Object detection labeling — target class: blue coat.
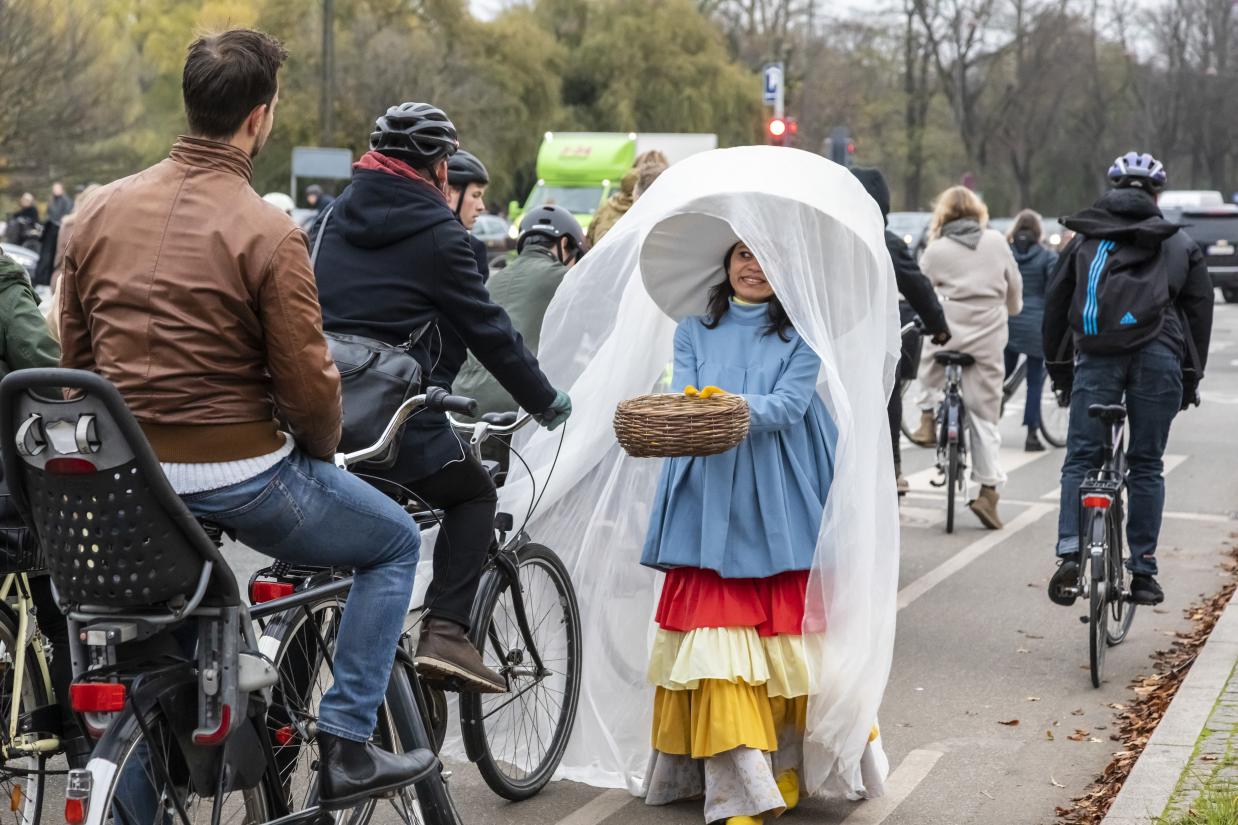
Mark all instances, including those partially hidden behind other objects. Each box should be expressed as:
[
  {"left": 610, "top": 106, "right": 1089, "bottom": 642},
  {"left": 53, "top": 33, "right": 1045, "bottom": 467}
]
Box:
[
  {"left": 1006, "top": 243, "right": 1057, "bottom": 357},
  {"left": 640, "top": 303, "right": 838, "bottom": 579}
]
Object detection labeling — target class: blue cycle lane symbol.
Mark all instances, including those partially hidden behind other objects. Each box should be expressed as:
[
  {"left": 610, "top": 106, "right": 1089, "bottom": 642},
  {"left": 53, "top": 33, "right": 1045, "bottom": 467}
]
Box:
[{"left": 762, "top": 63, "right": 784, "bottom": 105}]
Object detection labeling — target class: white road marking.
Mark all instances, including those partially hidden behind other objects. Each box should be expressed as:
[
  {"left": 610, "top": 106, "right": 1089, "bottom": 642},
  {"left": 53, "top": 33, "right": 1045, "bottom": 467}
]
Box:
[
  {"left": 550, "top": 789, "right": 633, "bottom": 825},
  {"left": 897, "top": 503, "right": 1056, "bottom": 611},
  {"left": 1161, "top": 509, "right": 1235, "bottom": 523},
  {"left": 840, "top": 749, "right": 945, "bottom": 824},
  {"left": 1040, "top": 453, "right": 1188, "bottom": 500},
  {"left": 904, "top": 446, "right": 1051, "bottom": 494}
]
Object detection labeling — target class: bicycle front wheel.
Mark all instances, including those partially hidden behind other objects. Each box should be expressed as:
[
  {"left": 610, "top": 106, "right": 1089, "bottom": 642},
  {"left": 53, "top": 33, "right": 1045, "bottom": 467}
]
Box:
[
  {"left": 461, "top": 543, "right": 582, "bottom": 801},
  {"left": 945, "top": 438, "right": 959, "bottom": 534},
  {"left": 0, "top": 601, "right": 50, "bottom": 825}
]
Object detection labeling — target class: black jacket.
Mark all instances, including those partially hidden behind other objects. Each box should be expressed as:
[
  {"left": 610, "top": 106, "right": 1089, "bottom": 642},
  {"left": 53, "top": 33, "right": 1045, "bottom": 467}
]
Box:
[
  {"left": 428, "top": 234, "right": 490, "bottom": 392},
  {"left": 313, "top": 168, "right": 555, "bottom": 478},
  {"left": 1043, "top": 188, "right": 1213, "bottom": 393}
]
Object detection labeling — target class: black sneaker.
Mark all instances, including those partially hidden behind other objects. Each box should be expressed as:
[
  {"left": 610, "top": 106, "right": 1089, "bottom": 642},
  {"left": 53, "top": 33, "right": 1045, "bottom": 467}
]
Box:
[
  {"left": 1025, "top": 430, "right": 1046, "bottom": 452},
  {"left": 1048, "top": 559, "right": 1080, "bottom": 606},
  {"left": 1129, "top": 574, "right": 1164, "bottom": 606}
]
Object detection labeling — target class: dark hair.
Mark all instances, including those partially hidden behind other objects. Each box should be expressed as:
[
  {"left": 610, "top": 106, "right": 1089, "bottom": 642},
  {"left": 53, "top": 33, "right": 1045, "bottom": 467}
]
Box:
[
  {"left": 182, "top": 29, "right": 287, "bottom": 139},
  {"left": 701, "top": 243, "right": 793, "bottom": 341}
]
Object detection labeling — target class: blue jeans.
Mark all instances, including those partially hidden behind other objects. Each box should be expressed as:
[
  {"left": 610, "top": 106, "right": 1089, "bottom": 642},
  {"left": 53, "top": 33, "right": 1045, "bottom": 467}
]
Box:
[
  {"left": 1056, "top": 342, "right": 1181, "bottom": 575},
  {"left": 1004, "top": 349, "right": 1045, "bottom": 429},
  {"left": 182, "top": 449, "right": 420, "bottom": 741}
]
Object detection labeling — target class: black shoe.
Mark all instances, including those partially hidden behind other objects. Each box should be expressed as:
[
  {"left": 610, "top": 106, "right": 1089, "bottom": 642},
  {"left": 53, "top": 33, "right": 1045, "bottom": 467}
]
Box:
[
  {"left": 1025, "top": 430, "right": 1045, "bottom": 452},
  {"left": 1129, "top": 574, "right": 1164, "bottom": 606},
  {"left": 1048, "top": 559, "right": 1080, "bottom": 606},
  {"left": 415, "top": 618, "right": 506, "bottom": 694},
  {"left": 317, "top": 732, "right": 437, "bottom": 811}
]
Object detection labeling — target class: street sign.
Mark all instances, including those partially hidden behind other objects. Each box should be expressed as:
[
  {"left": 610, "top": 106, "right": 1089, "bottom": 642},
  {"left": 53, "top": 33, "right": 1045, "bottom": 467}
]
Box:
[
  {"left": 290, "top": 146, "right": 353, "bottom": 202},
  {"left": 762, "top": 63, "right": 784, "bottom": 115}
]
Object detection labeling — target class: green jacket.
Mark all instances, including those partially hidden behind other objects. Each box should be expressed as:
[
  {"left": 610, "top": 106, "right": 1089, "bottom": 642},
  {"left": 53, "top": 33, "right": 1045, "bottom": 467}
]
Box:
[
  {"left": 453, "top": 245, "right": 567, "bottom": 416},
  {"left": 0, "top": 254, "right": 60, "bottom": 376}
]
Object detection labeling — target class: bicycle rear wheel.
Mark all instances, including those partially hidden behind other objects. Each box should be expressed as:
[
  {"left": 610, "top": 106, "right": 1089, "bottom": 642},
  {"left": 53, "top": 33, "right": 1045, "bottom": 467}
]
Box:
[
  {"left": 1106, "top": 504, "right": 1136, "bottom": 646},
  {"left": 0, "top": 602, "right": 50, "bottom": 825},
  {"left": 945, "top": 438, "right": 959, "bottom": 534},
  {"left": 461, "top": 543, "right": 582, "bottom": 801},
  {"left": 1085, "top": 513, "right": 1109, "bottom": 688}
]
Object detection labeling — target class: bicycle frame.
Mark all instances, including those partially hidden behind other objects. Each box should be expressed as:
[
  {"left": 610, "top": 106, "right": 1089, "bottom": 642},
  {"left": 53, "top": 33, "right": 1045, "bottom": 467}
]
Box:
[
  {"left": 1079, "top": 418, "right": 1127, "bottom": 573},
  {"left": 0, "top": 573, "right": 57, "bottom": 756}
]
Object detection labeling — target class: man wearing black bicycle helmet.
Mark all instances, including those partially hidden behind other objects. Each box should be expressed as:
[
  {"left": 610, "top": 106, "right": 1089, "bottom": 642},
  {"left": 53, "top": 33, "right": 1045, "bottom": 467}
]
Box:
[
  {"left": 313, "top": 102, "right": 572, "bottom": 694},
  {"left": 1044, "top": 151, "right": 1213, "bottom": 607}
]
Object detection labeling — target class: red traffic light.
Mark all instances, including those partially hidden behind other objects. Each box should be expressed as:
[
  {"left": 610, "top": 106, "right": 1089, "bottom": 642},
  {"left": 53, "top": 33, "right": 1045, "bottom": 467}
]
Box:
[
  {"left": 847, "top": 142, "right": 856, "bottom": 153},
  {"left": 768, "top": 118, "right": 787, "bottom": 138}
]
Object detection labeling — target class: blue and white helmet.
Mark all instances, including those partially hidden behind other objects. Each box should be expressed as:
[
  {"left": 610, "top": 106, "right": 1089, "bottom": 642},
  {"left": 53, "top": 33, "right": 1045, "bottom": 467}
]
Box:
[{"left": 1107, "top": 151, "right": 1167, "bottom": 192}]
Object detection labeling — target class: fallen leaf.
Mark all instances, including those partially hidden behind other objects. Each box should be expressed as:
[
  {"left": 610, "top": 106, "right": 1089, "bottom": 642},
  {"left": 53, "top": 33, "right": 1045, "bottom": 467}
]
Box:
[
  {"left": 1068, "top": 729, "right": 1090, "bottom": 741},
  {"left": 1050, "top": 775, "right": 1065, "bottom": 788},
  {"left": 1026, "top": 696, "right": 1041, "bottom": 702},
  {"left": 1088, "top": 737, "right": 1102, "bottom": 743},
  {"left": 980, "top": 790, "right": 994, "bottom": 800},
  {"left": 1016, "top": 648, "right": 1030, "bottom": 654},
  {"left": 1153, "top": 608, "right": 1169, "bottom": 615},
  {"left": 998, "top": 719, "right": 1020, "bottom": 726},
  {"left": 1046, "top": 730, "right": 1055, "bottom": 741},
  {"left": 1108, "top": 703, "right": 1127, "bottom": 710},
  {"left": 1071, "top": 708, "right": 1085, "bottom": 716},
  {"left": 1024, "top": 633, "right": 1045, "bottom": 640}
]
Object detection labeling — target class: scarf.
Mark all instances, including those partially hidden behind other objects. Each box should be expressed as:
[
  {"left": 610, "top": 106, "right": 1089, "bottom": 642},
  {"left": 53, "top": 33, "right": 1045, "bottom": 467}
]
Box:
[{"left": 353, "top": 150, "right": 448, "bottom": 204}]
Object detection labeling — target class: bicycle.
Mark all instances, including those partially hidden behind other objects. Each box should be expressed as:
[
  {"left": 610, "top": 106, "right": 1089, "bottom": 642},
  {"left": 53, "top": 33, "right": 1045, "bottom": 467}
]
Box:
[
  {"left": 1000, "top": 355, "right": 1068, "bottom": 448},
  {"left": 929, "top": 351, "right": 974, "bottom": 534},
  {"left": 0, "top": 570, "right": 59, "bottom": 825},
  {"left": 1068, "top": 403, "right": 1137, "bottom": 688},
  {"left": 0, "top": 369, "right": 477, "bottom": 825},
  {"left": 254, "top": 410, "right": 582, "bottom": 803}
]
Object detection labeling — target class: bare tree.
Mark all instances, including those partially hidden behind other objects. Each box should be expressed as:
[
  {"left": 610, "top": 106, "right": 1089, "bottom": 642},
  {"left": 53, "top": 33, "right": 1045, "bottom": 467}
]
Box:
[{"left": 902, "top": 0, "right": 937, "bottom": 208}]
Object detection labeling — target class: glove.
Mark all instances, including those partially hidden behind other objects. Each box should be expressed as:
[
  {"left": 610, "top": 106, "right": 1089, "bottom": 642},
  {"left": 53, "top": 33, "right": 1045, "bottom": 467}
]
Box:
[
  {"left": 534, "top": 389, "right": 572, "bottom": 431},
  {"left": 1180, "top": 378, "right": 1200, "bottom": 411},
  {"left": 930, "top": 330, "right": 952, "bottom": 346}
]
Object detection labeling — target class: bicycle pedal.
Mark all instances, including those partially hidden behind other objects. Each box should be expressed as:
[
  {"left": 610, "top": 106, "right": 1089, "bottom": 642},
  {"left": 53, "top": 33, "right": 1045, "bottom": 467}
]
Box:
[{"left": 1078, "top": 615, "right": 1089, "bottom": 625}]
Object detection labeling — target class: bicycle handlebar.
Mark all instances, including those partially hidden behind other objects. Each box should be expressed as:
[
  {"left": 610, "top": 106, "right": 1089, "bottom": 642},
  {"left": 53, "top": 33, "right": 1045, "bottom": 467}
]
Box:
[
  {"left": 426, "top": 386, "right": 478, "bottom": 417},
  {"left": 445, "top": 411, "right": 534, "bottom": 437},
  {"left": 334, "top": 388, "right": 482, "bottom": 469}
]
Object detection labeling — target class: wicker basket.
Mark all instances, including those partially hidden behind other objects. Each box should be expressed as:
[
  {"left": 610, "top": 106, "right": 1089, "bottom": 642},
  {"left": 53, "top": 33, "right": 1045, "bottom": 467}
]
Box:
[{"left": 614, "top": 393, "right": 750, "bottom": 458}]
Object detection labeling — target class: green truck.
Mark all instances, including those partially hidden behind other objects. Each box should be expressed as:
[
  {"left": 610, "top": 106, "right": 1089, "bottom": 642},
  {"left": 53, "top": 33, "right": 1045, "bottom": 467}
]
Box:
[{"left": 507, "top": 131, "right": 718, "bottom": 239}]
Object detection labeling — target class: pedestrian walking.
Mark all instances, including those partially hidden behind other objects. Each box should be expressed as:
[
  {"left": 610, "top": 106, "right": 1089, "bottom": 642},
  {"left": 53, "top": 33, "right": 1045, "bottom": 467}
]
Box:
[
  {"left": 910, "top": 186, "right": 1023, "bottom": 529},
  {"left": 1004, "top": 209, "right": 1057, "bottom": 452}
]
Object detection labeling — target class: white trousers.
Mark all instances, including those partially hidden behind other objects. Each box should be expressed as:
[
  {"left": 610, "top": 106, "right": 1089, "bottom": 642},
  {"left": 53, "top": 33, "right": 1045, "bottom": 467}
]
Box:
[{"left": 967, "top": 416, "right": 1006, "bottom": 488}]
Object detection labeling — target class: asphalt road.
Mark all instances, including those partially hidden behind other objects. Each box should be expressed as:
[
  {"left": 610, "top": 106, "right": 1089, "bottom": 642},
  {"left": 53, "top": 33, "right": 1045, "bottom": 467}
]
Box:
[{"left": 85, "top": 296, "right": 1232, "bottom": 825}]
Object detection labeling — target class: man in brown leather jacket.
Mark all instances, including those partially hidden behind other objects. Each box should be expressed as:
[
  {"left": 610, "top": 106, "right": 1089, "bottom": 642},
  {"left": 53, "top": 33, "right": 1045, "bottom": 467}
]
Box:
[{"left": 59, "top": 28, "right": 434, "bottom": 809}]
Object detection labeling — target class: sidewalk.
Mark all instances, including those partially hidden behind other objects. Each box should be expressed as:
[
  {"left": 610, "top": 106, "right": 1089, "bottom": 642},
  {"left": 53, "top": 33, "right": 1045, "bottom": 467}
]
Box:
[{"left": 1102, "top": 586, "right": 1238, "bottom": 824}]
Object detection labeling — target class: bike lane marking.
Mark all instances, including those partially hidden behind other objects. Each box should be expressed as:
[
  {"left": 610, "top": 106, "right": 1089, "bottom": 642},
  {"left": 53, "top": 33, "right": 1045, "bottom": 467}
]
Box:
[
  {"left": 839, "top": 748, "right": 945, "bottom": 825},
  {"left": 904, "top": 446, "right": 1051, "bottom": 495},
  {"left": 897, "top": 502, "right": 1056, "bottom": 611},
  {"left": 551, "top": 788, "right": 633, "bottom": 825}
]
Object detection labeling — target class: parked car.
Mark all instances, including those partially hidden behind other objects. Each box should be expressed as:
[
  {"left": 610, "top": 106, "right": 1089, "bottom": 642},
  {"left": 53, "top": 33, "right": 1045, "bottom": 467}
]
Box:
[
  {"left": 1164, "top": 205, "right": 1238, "bottom": 302},
  {"left": 0, "top": 243, "right": 38, "bottom": 280},
  {"left": 472, "top": 214, "right": 516, "bottom": 264},
  {"left": 888, "top": 211, "right": 932, "bottom": 258},
  {"left": 1159, "top": 190, "right": 1225, "bottom": 210}
]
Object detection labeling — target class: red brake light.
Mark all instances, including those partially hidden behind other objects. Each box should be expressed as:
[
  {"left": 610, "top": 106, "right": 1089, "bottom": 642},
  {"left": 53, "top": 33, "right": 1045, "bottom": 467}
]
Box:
[
  {"left": 69, "top": 683, "right": 126, "bottom": 713},
  {"left": 64, "top": 798, "right": 85, "bottom": 825},
  {"left": 768, "top": 118, "right": 787, "bottom": 138},
  {"left": 45, "top": 458, "right": 97, "bottom": 475},
  {"left": 192, "top": 704, "right": 231, "bottom": 746},
  {"left": 1082, "top": 495, "right": 1112, "bottom": 510},
  {"left": 250, "top": 581, "right": 295, "bottom": 604}
]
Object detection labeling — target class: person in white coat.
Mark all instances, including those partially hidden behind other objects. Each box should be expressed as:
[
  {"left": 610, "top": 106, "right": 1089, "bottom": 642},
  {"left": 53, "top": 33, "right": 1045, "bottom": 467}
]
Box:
[{"left": 910, "top": 186, "right": 1023, "bottom": 528}]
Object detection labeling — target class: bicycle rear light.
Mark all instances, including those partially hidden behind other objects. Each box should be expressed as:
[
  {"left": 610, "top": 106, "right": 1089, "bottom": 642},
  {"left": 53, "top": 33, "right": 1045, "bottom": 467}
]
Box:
[
  {"left": 1082, "top": 495, "right": 1112, "bottom": 510},
  {"left": 69, "top": 682, "right": 126, "bottom": 713},
  {"left": 65, "top": 769, "right": 91, "bottom": 825},
  {"left": 45, "top": 457, "right": 97, "bottom": 475},
  {"left": 192, "top": 704, "right": 231, "bottom": 746},
  {"left": 250, "top": 580, "right": 295, "bottom": 604}
]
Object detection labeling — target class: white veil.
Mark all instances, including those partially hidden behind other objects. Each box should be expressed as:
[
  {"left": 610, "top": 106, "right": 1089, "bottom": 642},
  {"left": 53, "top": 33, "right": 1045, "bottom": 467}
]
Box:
[{"left": 498, "top": 146, "right": 901, "bottom": 798}]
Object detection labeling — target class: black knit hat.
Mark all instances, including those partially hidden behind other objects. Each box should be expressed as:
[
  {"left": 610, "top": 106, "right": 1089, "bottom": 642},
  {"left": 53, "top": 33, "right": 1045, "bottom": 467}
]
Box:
[{"left": 850, "top": 166, "right": 891, "bottom": 223}]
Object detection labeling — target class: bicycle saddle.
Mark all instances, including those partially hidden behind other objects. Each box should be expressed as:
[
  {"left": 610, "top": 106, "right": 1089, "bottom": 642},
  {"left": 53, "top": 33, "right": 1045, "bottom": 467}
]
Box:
[
  {"left": 481, "top": 411, "right": 519, "bottom": 427},
  {"left": 933, "top": 351, "right": 975, "bottom": 367},
  {"left": 1088, "top": 403, "right": 1127, "bottom": 423}
]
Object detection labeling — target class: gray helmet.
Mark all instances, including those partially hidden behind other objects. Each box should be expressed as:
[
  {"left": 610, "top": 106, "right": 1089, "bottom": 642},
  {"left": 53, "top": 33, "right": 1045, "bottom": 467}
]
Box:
[
  {"left": 447, "top": 150, "right": 489, "bottom": 187},
  {"left": 369, "top": 102, "right": 459, "bottom": 164},
  {"left": 517, "top": 204, "right": 585, "bottom": 253}
]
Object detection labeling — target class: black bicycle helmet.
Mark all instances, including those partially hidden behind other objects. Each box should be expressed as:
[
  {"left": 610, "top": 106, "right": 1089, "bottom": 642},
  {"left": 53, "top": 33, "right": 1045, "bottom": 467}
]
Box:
[
  {"left": 517, "top": 204, "right": 586, "bottom": 253},
  {"left": 447, "top": 150, "right": 489, "bottom": 187},
  {"left": 369, "top": 102, "right": 459, "bottom": 164}
]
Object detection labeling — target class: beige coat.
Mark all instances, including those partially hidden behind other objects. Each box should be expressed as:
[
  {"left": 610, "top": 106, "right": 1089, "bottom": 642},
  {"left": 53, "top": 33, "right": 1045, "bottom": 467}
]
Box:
[{"left": 918, "top": 227, "right": 1023, "bottom": 424}]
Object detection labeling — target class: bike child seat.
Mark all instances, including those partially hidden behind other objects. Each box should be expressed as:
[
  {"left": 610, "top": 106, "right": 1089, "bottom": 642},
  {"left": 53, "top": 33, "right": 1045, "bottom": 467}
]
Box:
[
  {"left": 933, "top": 351, "right": 975, "bottom": 367},
  {"left": 0, "top": 369, "right": 240, "bottom": 617},
  {"left": 1088, "top": 403, "right": 1127, "bottom": 424}
]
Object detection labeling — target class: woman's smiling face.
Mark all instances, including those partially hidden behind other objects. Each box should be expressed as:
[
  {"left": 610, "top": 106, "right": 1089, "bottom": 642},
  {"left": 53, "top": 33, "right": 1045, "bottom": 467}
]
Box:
[{"left": 727, "top": 242, "right": 774, "bottom": 303}]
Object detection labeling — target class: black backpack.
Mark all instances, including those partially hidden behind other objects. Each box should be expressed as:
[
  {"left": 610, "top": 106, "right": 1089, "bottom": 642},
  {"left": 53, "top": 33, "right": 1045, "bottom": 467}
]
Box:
[{"left": 1066, "top": 234, "right": 1194, "bottom": 359}]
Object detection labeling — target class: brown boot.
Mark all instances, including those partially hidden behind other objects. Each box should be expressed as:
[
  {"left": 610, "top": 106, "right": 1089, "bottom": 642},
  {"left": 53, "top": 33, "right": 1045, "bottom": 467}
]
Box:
[
  {"left": 909, "top": 411, "right": 936, "bottom": 447},
  {"left": 968, "top": 485, "right": 1003, "bottom": 530},
  {"left": 414, "top": 618, "right": 506, "bottom": 694}
]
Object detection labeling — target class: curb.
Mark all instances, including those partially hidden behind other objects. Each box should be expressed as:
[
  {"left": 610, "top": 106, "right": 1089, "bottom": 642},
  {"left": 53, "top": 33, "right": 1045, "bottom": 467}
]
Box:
[{"left": 1100, "top": 586, "right": 1238, "bottom": 824}]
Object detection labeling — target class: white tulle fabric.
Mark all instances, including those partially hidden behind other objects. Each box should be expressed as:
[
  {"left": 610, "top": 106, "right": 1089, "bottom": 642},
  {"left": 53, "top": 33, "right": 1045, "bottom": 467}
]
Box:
[{"left": 495, "top": 146, "right": 901, "bottom": 799}]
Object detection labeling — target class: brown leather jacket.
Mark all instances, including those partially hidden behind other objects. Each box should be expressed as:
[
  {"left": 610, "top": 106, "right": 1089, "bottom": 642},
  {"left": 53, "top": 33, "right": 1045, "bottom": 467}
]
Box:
[{"left": 60, "top": 137, "right": 342, "bottom": 462}]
